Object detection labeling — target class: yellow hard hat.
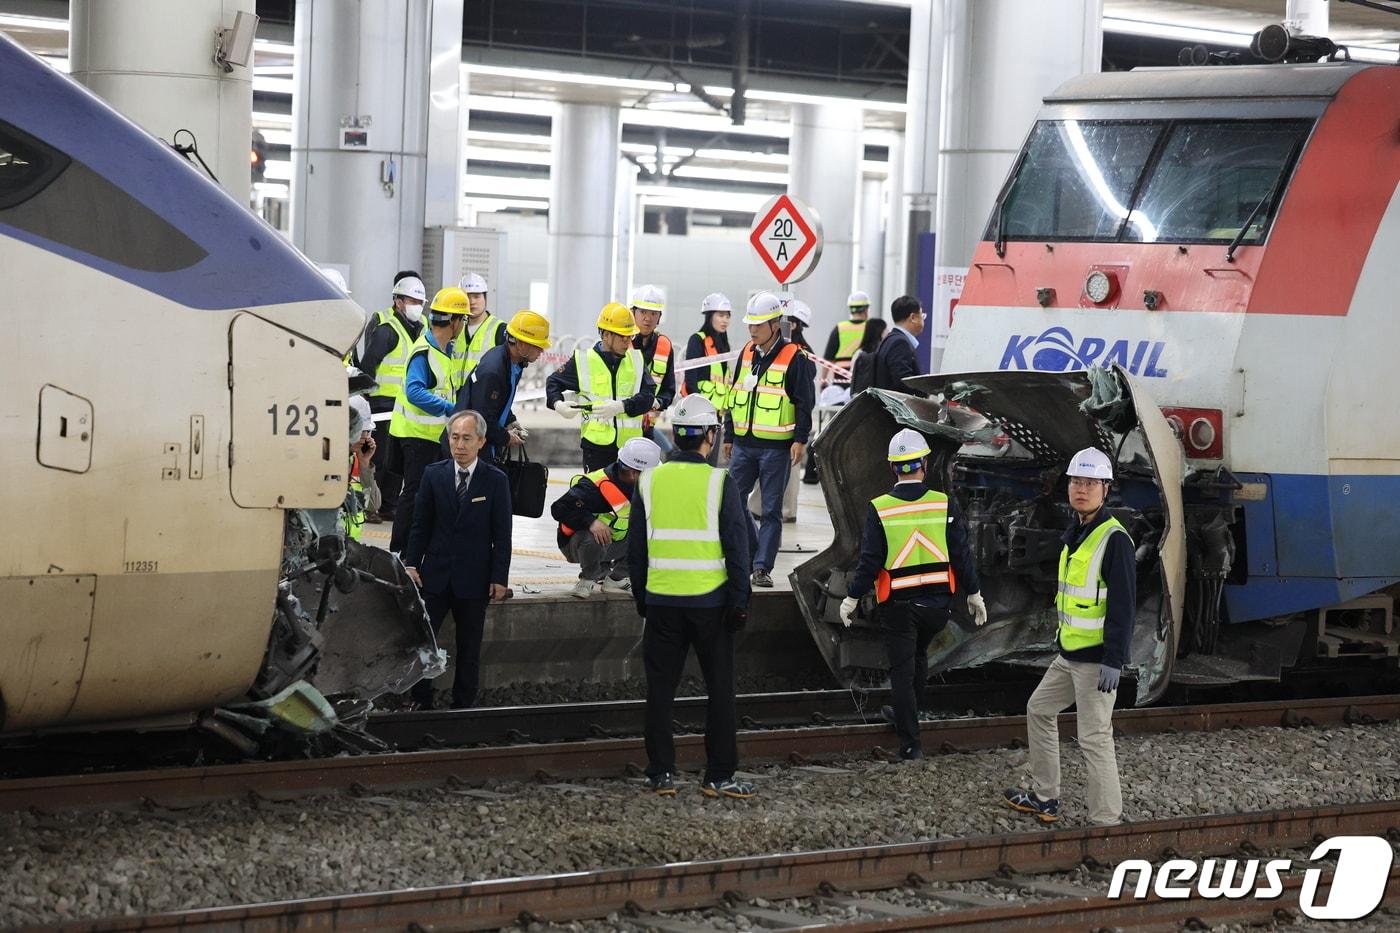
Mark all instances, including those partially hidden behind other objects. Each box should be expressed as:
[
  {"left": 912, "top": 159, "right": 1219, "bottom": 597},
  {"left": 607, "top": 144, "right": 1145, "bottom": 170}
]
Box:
[
  {"left": 429, "top": 286, "right": 471, "bottom": 316},
  {"left": 507, "top": 309, "right": 552, "bottom": 348},
  {"left": 597, "top": 302, "right": 640, "bottom": 336}
]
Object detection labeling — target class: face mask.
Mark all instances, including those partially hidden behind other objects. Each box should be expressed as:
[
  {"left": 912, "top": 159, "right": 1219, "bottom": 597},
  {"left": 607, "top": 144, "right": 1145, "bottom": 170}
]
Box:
[{"left": 402, "top": 301, "right": 424, "bottom": 322}]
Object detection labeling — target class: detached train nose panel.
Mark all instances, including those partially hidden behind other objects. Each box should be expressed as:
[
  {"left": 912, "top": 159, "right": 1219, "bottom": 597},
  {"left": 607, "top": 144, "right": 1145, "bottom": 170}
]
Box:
[{"left": 796, "top": 368, "right": 1184, "bottom": 706}]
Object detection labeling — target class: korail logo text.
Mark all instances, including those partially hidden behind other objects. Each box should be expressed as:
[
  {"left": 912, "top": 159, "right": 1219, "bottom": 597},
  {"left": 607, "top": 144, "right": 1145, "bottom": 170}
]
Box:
[{"left": 999, "top": 326, "right": 1168, "bottom": 377}]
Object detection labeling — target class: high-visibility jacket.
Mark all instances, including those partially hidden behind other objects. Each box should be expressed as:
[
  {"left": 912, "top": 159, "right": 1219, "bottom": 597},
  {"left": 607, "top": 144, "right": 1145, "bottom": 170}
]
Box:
[
  {"left": 576, "top": 346, "right": 645, "bottom": 447},
  {"left": 559, "top": 468, "right": 632, "bottom": 542},
  {"left": 834, "top": 319, "right": 866, "bottom": 361},
  {"left": 456, "top": 314, "right": 505, "bottom": 378},
  {"left": 682, "top": 331, "right": 730, "bottom": 411},
  {"left": 729, "top": 341, "right": 800, "bottom": 442},
  {"left": 343, "top": 454, "right": 366, "bottom": 541},
  {"left": 872, "top": 488, "right": 956, "bottom": 602},
  {"left": 646, "top": 333, "right": 672, "bottom": 383},
  {"left": 1056, "top": 516, "right": 1131, "bottom": 652},
  {"left": 388, "top": 334, "right": 461, "bottom": 442},
  {"left": 638, "top": 460, "right": 727, "bottom": 596},
  {"left": 368, "top": 309, "right": 413, "bottom": 404}
]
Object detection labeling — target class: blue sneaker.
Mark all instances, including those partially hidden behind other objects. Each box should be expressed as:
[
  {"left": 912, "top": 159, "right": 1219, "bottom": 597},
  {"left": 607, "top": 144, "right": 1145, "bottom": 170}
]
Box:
[
  {"left": 646, "top": 773, "right": 676, "bottom": 797},
  {"left": 1003, "top": 787, "right": 1060, "bottom": 822},
  {"left": 702, "top": 777, "right": 756, "bottom": 799}
]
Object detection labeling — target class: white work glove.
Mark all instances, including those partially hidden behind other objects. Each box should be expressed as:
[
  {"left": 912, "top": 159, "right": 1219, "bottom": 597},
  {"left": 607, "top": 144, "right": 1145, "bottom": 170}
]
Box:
[
  {"left": 839, "top": 596, "right": 859, "bottom": 628},
  {"left": 553, "top": 399, "right": 581, "bottom": 420},
  {"left": 967, "top": 592, "right": 988, "bottom": 627},
  {"left": 592, "top": 399, "right": 625, "bottom": 420}
]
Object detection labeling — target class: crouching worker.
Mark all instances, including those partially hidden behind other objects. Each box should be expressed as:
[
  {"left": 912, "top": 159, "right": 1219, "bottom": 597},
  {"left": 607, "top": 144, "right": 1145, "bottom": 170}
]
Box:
[
  {"left": 840, "top": 428, "right": 987, "bottom": 761},
  {"left": 552, "top": 436, "right": 662, "bottom": 599},
  {"left": 1004, "top": 447, "right": 1133, "bottom": 825}
]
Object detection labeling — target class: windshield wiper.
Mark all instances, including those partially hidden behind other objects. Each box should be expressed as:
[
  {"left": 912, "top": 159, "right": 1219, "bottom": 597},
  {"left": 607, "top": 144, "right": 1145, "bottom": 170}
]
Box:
[
  {"left": 993, "top": 198, "right": 1008, "bottom": 258},
  {"left": 1226, "top": 141, "right": 1300, "bottom": 263}
]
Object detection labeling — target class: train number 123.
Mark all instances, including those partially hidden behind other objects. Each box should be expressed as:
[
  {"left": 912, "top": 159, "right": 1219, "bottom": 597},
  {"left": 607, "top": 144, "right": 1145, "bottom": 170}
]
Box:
[{"left": 266, "top": 403, "right": 320, "bottom": 437}]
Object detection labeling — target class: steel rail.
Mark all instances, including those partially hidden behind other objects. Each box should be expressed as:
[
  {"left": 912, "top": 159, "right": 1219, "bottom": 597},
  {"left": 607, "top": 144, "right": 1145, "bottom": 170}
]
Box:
[
  {"left": 3, "top": 694, "right": 1396, "bottom": 814},
  {"left": 41, "top": 800, "right": 1400, "bottom": 932}
]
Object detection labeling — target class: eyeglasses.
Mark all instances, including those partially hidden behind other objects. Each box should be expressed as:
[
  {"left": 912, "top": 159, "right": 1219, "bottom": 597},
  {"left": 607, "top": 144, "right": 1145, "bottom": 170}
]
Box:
[{"left": 1068, "top": 477, "right": 1106, "bottom": 489}]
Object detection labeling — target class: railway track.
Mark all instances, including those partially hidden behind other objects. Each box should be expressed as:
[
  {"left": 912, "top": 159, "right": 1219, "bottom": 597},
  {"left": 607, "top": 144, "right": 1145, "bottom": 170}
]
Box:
[
  {"left": 43, "top": 799, "right": 1400, "bottom": 931},
  {"left": 4, "top": 694, "right": 1396, "bottom": 814}
]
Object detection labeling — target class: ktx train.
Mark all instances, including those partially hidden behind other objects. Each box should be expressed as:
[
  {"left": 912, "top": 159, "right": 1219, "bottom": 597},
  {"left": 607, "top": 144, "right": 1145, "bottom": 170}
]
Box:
[
  {"left": 0, "top": 34, "right": 433, "bottom": 740},
  {"left": 802, "top": 57, "right": 1400, "bottom": 704}
]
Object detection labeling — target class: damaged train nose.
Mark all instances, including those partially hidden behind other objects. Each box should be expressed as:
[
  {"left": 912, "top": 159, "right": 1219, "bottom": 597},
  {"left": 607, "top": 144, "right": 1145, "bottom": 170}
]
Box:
[{"left": 795, "top": 367, "right": 1184, "bottom": 706}]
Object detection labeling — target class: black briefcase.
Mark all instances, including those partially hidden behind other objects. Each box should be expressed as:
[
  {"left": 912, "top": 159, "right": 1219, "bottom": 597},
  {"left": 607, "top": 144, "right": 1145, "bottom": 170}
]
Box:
[{"left": 499, "top": 444, "right": 549, "bottom": 518}]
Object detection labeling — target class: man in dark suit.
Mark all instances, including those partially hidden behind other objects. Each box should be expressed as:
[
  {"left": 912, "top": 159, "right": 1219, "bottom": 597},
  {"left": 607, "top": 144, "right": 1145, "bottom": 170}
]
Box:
[
  {"left": 404, "top": 409, "right": 512, "bottom": 708},
  {"left": 873, "top": 295, "right": 928, "bottom": 398}
]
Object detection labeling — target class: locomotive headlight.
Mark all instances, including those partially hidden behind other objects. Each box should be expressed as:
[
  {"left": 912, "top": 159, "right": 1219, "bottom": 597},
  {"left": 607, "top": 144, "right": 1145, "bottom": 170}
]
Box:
[{"left": 1085, "top": 270, "right": 1114, "bottom": 304}]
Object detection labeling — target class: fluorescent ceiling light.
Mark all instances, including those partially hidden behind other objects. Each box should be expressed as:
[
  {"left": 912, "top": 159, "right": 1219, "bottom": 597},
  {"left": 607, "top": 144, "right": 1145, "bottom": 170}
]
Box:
[
  {"left": 253, "top": 110, "right": 292, "bottom": 127},
  {"left": 467, "top": 145, "right": 552, "bottom": 166},
  {"left": 253, "top": 76, "right": 295, "bottom": 95},
  {"left": 468, "top": 93, "right": 557, "bottom": 117},
  {"left": 0, "top": 14, "right": 67, "bottom": 31},
  {"left": 670, "top": 164, "right": 785, "bottom": 185},
  {"left": 465, "top": 62, "right": 678, "bottom": 93}
]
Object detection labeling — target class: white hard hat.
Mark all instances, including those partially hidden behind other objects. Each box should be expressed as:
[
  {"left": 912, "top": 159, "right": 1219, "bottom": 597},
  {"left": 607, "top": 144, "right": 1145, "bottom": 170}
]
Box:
[
  {"left": 618, "top": 437, "right": 662, "bottom": 471},
  {"left": 460, "top": 272, "right": 489, "bottom": 294},
  {"left": 631, "top": 284, "right": 666, "bottom": 312},
  {"left": 784, "top": 298, "right": 812, "bottom": 327},
  {"left": 1067, "top": 447, "right": 1114, "bottom": 480},
  {"left": 743, "top": 291, "right": 784, "bottom": 324},
  {"left": 671, "top": 394, "right": 719, "bottom": 428},
  {"left": 848, "top": 290, "right": 871, "bottom": 308},
  {"left": 320, "top": 266, "right": 350, "bottom": 295},
  {"left": 348, "top": 394, "right": 374, "bottom": 442},
  {"left": 888, "top": 428, "right": 930, "bottom": 463},
  {"left": 701, "top": 292, "right": 732, "bottom": 313},
  {"left": 392, "top": 275, "right": 426, "bottom": 302}
]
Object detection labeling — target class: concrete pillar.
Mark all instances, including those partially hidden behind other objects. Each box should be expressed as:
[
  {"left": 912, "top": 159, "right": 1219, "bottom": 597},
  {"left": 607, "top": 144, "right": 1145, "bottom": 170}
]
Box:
[
  {"left": 291, "top": 0, "right": 449, "bottom": 300},
  {"left": 901, "top": 0, "right": 944, "bottom": 296},
  {"left": 547, "top": 102, "right": 621, "bottom": 340},
  {"left": 424, "top": 2, "right": 466, "bottom": 228},
  {"left": 881, "top": 133, "right": 905, "bottom": 317},
  {"left": 69, "top": 0, "right": 254, "bottom": 207},
  {"left": 1285, "top": 0, "right": 1328, "bottom": 36},
  {"left": 788, "top": 102, "right": 862, "bottom": 346},
  {"left": 857, "top": 174, "right": 884, "bottom": 313},
  {"left": 932, "top": 0, "right": 1102, "bottom": 368},
  {"left": 614, "top": 158, "right": 639, "bottom": 310}
]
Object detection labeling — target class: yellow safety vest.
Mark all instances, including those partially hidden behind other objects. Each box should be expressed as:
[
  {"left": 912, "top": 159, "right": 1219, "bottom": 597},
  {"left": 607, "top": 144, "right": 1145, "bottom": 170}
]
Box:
[
  {"left": 729, "top": 341, "right": 799, "bottom": 442},
  {"left": 639, "top": 461, "right": 727, "bottom": 596},
  {"left": 872, "top": 488, "right": 955, "bottom": 602},
  {"left": 559, "top": 468, "right": 632, "bottom": 542},
  {"left": 368, "top": 309, "right": 413, "bottom": 403},
  {"left": 455, "top": 314, "right": 505, "bottom": 378},
  {"left": 681, "top": 331, "right": 730, "bottom": 411},
  {"left": 1055, "top": 516, "right": 1131, "bottom": 652},
  {"left": 388, "top": 333, "right": 461, "bottom": 442},
  {"left": 835, "top": 319, "right": 867, "bottom": 361},
  {"left": 645, "top": 333, "right": 672, "bottom": 383},
  {"left": 576, "top": 346, "right": 645, "bottom": 447}
]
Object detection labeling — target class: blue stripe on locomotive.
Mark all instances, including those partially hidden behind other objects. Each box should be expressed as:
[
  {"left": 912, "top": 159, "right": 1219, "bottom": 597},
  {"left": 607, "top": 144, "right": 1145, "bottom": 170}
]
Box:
[
  {"left": 0, "top": 34, "right": 336, "bottom": 311},
  {"left": 1226, "top": 472, "right": 1400, "bottom": 623}
]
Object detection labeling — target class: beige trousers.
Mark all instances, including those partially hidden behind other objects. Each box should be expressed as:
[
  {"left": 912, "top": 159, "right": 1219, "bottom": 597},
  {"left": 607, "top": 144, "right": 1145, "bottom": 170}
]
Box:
[{"left": 1026, "top": 654, "right": 1122, "bottom": 825}]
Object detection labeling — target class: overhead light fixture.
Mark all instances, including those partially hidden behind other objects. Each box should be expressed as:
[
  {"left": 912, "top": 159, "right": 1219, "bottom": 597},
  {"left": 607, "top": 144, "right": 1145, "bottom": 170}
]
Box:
[
  {"left": 214, "top": 10, "right": 259, "bottom": 73},
  {"left": 0, "top": 13, "right": 68, "bottom": 31}
]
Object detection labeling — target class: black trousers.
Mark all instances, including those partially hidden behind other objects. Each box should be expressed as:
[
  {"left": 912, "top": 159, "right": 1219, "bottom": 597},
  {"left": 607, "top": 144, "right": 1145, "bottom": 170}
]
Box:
[
  {"left": 581, "top": 440, "right": 617, "bottom": 473},
  {"left": 389, "top": 436, "right": 446, "bottom": 552},
  {"left": 371, "top": 418, "right": 401, "bottom": 515},
  {"left": 411, "top": 593, "right": 488, "bottom": 708},
  {"left": 643, "top": 604, "right": 737, "bottom": 784},
  {"left": 881, "top": 599, "right": 950, "bottom": 756}
]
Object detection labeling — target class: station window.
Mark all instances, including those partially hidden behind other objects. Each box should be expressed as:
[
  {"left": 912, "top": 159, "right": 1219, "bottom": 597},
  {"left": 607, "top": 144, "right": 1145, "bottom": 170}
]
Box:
[
  {"left": 989, "top": 117, "right": 1313, "bottom": 246},
  {"left": 0, "top": 119, "right": 207, "bottom": 272}
]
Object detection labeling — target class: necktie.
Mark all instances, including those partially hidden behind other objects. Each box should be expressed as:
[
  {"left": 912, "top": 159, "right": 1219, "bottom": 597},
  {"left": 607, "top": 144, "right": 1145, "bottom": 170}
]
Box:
[{"left": 457, "top": 468, "right": 470, "bottom": 504}]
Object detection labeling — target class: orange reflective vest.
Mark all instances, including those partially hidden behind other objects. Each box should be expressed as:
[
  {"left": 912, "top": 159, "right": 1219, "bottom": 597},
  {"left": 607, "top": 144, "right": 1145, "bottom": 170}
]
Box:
[{"left": 559, "top": 468, "right": 632, "bottom": 542}]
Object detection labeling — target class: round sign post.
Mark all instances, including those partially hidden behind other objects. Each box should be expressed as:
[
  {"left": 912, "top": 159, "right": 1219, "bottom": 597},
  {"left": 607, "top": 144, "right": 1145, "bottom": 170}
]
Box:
[{"left": 749, "top": 194, "right": 823, "bottom": 288}]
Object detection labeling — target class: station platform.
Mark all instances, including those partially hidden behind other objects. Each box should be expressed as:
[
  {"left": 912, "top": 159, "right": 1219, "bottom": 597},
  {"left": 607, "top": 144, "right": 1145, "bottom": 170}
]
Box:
[{"left": 359, "top": 410, "right": 841, "bottom": 693}]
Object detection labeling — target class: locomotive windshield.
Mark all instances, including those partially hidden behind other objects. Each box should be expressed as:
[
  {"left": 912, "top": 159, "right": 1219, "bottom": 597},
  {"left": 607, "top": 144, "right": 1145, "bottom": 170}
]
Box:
[{"left": 990, "top": 118, "right": 1312, "bottom": 245}]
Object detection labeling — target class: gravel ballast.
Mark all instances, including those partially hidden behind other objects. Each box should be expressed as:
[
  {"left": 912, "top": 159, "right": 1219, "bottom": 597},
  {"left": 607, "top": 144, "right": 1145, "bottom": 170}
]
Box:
[{"left": 4, "top": 720, "right": 1400, "bottom": 926}]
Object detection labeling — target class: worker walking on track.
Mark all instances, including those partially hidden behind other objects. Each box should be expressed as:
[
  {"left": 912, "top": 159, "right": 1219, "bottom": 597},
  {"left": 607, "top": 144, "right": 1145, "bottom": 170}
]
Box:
[
  {"left": 454, "top": 272, "right": 507, "bottom": 378},
  {"left": 821, "top": 291, "right": 870, "bottom": 389},
  {"left": 455, "top": 310, "right": 551, "bottom": 461},
  {"left": 840, "top": 428, "right": 987, "bottom": 760},
  {"left": 358, "top": 273, "right": 425, "bottom": 523},
  {"left": 547, "top": 302, "right": 656, "bottom": 472},
  {"left": 1004, "top": 447, "right": 1134, "bottom": 825},
  {"left": 630, "top": 284, "right": 676, "bottom": 454},
  {"left": 388, "top": 287, "right": 469, "bottom": 553},
  {"left": 723, "top": 292, "right": 816, "bottom": 588},
  {"left": 552, "top": 436, "right": 661, "bottom": 599},
  {"left": 629, "top": 395, "right": 755, "bottom": 799}
]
